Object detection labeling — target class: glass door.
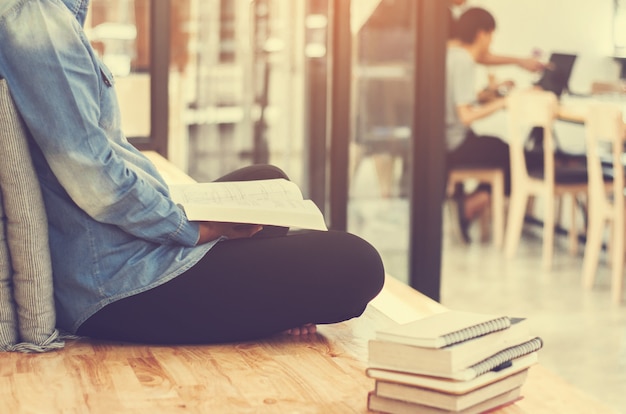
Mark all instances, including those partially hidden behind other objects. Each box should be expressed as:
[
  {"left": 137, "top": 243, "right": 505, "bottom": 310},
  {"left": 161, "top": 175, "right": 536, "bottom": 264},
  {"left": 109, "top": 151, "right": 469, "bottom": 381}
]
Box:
[
  {"left": 173, "top": 0, "right": 309, "bottom": 189},
  {"left": 338, "top": 0, "right": 447, "bottom": 299},
  {"left": 347, "top": 0, "right": 415, "bottom": 283}
]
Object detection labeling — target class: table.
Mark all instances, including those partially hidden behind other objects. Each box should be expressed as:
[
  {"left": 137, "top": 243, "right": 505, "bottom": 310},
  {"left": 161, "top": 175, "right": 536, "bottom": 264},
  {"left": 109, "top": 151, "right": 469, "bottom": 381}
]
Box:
[{"left": 558, "top": 95, "right": 626, "bottom": 125}]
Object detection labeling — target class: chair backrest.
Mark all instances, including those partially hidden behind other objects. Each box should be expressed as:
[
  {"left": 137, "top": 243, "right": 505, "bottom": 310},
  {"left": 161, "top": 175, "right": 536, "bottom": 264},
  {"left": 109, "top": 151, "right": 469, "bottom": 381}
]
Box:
[
  {"left": 585, "top": 102, "right": 625, "bottom": 212},
  {"left": 506, "top": 89, "right": 559, "bottom": 186}
]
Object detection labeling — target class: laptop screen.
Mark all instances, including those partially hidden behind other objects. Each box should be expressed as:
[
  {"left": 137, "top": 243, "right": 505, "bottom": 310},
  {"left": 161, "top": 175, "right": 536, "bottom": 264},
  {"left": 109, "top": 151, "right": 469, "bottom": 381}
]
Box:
[{"left": 535, "top": 53, "right": 577, "bottom": 97}]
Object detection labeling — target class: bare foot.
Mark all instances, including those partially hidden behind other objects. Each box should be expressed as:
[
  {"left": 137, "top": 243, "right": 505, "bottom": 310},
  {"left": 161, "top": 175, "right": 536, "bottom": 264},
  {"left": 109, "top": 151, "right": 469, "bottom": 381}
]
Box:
[
  {"left": 284, "top": 323, "right": 317, "bottom": 336},
  {"left": 464, "top": 190, "right": 490, "bottom": 220}
]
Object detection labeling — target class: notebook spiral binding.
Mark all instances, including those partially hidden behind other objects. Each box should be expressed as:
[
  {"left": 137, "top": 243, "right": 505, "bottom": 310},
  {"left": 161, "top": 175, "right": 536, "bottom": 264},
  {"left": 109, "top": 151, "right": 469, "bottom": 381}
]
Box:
[
  {"left": 441, "top": 316, "right": 512, "bottom": 347},
  {"left": 469, "top": 337, "right": 544, "bottom": 378}
]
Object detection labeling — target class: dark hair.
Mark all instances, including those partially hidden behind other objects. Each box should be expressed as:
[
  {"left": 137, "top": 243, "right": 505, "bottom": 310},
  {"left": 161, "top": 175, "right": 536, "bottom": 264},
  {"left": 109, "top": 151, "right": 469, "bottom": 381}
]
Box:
[{"left": 455, "top": 8, "right": 496, "bottom": 44}]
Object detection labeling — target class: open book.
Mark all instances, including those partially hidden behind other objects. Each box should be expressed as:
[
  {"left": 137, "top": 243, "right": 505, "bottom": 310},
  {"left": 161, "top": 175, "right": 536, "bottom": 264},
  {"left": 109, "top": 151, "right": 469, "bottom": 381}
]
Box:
[{"left": 168, "top": 178, "right": 328, "bottom": 231}]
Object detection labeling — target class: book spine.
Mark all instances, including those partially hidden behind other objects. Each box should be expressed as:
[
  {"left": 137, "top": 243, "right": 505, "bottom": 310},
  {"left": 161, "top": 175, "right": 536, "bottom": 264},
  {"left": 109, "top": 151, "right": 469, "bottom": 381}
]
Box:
[
  {"left": 468, "top": 337, "right": 543, "bottom": 378},
  {"left": 441, "top": 316, "right": 512, "bottom": 346}
]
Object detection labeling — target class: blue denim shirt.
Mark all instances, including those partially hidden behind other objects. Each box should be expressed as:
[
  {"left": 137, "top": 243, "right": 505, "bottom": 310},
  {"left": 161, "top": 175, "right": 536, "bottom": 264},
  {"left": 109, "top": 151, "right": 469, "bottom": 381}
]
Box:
[{"left": 0, "top": 0, "right": 215, "bottom": 333}]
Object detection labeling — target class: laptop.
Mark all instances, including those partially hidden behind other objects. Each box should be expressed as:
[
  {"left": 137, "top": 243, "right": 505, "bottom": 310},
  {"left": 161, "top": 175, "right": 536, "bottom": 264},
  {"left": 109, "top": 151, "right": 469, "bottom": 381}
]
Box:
[{"left": 535, "top": 53, "right": 577, "bottom": 97}]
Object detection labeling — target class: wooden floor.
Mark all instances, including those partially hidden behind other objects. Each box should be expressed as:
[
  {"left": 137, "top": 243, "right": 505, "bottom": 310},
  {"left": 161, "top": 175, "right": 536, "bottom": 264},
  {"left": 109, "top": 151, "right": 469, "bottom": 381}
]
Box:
[
  {"left": 0, "top": 277, "right": 427, "bottom": 414},
  {"left": 0, "top": 318, "right": 378, "bottom": 413},
  {"left": 0, "top": 275, "right": 620, "bottom": 414}
]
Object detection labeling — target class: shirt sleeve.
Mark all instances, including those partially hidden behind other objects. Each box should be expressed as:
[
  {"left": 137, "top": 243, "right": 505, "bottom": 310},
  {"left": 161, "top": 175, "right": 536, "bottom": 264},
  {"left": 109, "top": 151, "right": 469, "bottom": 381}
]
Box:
[
  {"left": 0, "top": 1, "right": 200, "bottom": 246},
  {"left": 451, "top": 52, "right": 477, "bottom": 108}
]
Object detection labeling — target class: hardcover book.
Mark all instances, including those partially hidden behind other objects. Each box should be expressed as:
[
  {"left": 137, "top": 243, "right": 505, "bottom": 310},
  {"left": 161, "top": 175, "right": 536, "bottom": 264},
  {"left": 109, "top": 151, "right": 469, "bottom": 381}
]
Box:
[
  {"left": 367, "top": 387, "right": 522, "bottom": 414},
  {"left": 374, "top": 369, "right": 528, "bottom": 411},
  {"left": 366, "top": 352, "right": 538, "bottom": 395}
]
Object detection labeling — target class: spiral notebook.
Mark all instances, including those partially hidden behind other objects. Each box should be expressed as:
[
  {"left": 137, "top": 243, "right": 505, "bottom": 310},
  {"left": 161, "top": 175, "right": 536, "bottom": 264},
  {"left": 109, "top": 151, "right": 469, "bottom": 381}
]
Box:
[
  {"left": 367, "top": 336, "right": 543, "bottom": 380},
  {"left": 459, "top": 337, "right": 543, "bottom": 380},
  {"left": 375, "top": 310, "right": 512, "bottom": 348}
]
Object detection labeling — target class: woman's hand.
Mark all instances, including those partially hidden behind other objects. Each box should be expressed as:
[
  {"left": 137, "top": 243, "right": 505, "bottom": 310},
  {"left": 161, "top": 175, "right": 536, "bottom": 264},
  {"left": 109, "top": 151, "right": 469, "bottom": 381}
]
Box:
[
  {"left": 517, "top": 57, "right": 546, "bottom": 73},
  {"left": 197, "top": 222, "right": 263, "bottom": 244}
]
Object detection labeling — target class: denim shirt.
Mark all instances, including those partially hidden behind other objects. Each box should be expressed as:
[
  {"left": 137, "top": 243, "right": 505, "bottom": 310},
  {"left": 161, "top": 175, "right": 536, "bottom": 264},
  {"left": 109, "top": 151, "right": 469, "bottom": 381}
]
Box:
[{"left": 0, "top": 0, "right": 215, "bottom": 333}]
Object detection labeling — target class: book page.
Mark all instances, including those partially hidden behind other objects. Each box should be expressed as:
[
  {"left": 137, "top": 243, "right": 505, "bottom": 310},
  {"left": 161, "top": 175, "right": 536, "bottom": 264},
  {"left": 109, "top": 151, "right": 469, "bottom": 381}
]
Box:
[
  {"left": 169, "top": 179, "right": 328, "bottom": 231},
  {"left": 169, "top": 179, "right": 304, "bottom": 205}
]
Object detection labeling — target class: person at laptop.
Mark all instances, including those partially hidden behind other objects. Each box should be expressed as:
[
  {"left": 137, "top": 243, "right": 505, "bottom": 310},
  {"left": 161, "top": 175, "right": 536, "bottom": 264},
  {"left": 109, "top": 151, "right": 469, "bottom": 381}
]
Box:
[
  {"left": 445, "top": 7, "right": 542, "bottom": 243},
  {"left": 448, "top": 0, "right": 545, "bottom": 73},
  {"left": 528, "top": 53, "right": 579, "bottom": 155},
  {"left": 0, "top": 0, "right": 385, "bottom": 344}
]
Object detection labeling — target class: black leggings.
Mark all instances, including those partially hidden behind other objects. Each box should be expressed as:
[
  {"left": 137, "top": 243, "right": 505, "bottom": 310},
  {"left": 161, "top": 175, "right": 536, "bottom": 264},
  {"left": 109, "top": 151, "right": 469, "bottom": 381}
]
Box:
[
  {"left": 446, "top": 129, "right": 544, "bottom": 196},
  {"left": 77, "top": 165, "right": 385, "bottom": 344},
  {"left": 446, "top": 130, "right": 512, "bottom": 195}
]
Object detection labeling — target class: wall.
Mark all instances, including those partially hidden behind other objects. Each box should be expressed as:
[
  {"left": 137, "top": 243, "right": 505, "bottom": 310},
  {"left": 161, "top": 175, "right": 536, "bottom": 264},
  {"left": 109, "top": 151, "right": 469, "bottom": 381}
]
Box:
[{"left": 469, "top": 0, "right": 620, "bottom": 93}]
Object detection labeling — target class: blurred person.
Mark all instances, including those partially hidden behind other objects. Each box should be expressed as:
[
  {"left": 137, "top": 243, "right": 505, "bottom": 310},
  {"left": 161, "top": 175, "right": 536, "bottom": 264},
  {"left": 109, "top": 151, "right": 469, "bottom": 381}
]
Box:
[
  {"left": 445, "top": 7, "right": 542, "bottom": 243},
  {"left": 448, "top": 0, "right": 545, "bottom": 73}
]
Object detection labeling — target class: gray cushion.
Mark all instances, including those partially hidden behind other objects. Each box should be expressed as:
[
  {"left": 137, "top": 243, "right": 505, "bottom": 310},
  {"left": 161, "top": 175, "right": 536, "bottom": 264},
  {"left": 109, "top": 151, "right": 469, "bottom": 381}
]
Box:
[
  {"left": 0, "top": 79, "right": 64, "bottom": 352},
  {"left": 0, "top": 191, "right": 18, "bottom": 349}
]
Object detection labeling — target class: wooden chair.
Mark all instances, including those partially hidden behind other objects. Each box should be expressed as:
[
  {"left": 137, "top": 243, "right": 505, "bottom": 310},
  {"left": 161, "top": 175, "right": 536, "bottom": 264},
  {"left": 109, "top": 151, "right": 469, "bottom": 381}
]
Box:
[
  {"left": 504, "top": 89, "right": 588, "bottom": 268},
  {"left": 581, "top": 102, "right": 625, "bottom": 303},
  {"left": 447, "top": 167, "right": 504, "bottom": 247}
]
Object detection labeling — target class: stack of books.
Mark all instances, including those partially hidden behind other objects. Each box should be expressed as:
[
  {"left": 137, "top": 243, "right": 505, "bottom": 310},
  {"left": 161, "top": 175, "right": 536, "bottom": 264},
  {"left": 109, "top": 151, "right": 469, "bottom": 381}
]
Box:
[{"left": 366, "top": 310, "right": 543, "bottom": 413}]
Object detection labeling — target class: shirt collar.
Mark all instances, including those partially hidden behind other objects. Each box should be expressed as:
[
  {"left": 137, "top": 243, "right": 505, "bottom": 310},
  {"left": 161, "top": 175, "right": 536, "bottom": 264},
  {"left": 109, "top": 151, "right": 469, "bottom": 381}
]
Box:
[{"left": 60, "top": 0, "right": 90, "bottom": 27}]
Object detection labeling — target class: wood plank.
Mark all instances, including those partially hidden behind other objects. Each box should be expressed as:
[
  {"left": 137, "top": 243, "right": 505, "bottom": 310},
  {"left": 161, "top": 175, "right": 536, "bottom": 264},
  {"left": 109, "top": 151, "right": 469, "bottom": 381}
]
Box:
[{"left": 0, "top": 321, "right": 377, "bottom": 413}]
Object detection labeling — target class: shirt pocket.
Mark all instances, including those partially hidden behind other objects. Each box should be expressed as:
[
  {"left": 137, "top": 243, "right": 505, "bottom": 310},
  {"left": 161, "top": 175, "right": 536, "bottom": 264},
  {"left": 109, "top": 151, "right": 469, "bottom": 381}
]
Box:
[
  {"left": 97, "top": 61, "right": 121, "bottom": 132},
  {"left": 99, "top": 61, "right": 116, "bottom": 88}
]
